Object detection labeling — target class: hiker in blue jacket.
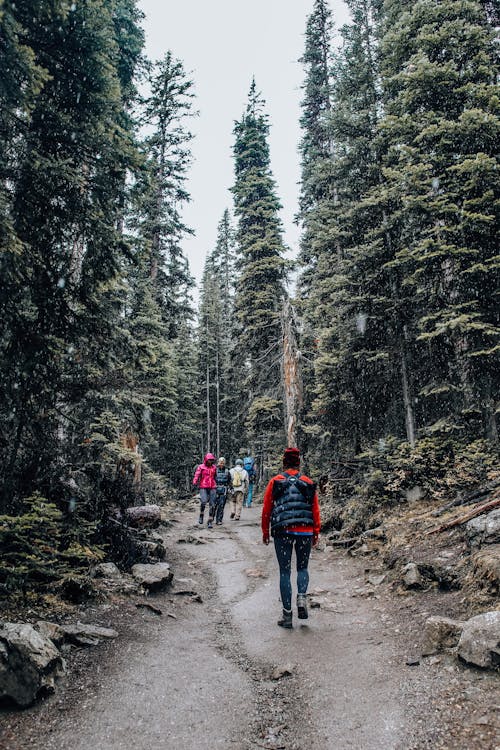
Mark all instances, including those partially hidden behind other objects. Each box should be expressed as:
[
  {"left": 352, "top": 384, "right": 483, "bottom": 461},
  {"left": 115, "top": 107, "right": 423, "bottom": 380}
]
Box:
[{"left": 243, "top": 454, "right": 256, "bottom": 507}]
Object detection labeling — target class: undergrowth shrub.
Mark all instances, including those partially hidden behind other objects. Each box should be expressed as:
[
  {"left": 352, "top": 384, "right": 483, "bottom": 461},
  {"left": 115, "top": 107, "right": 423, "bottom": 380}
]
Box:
[{"left": 0, "top": 493, "right": 104, "bottom": 595}]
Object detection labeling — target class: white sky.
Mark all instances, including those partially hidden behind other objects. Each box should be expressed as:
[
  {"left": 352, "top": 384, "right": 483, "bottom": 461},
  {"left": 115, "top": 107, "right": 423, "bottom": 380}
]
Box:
[{"left": 138, "top": 0, "right": 350, "bottom": 291}]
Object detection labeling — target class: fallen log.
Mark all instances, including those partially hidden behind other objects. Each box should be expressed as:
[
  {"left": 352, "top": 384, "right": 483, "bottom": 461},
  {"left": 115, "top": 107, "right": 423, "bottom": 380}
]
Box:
[
  {"left": 431, "top": 480, "right": 500, "bottom": 517},
  {"left": 427, "top": 497, "right": 500, "bottom": 535}
]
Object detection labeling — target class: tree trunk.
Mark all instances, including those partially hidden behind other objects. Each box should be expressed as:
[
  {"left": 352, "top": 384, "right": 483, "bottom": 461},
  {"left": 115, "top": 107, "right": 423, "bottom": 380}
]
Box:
[
  {"left": 281, "top": 298, "right": 303, "bottom": 447},
  {"left": 401, "top": 345, "right": 416, "bottom": 447},
  {"left": 216, "top": 349, "right": 220, "bottom": 458},
  {"left": 206, "top": 360, "right": 211, "bottom": 452}
]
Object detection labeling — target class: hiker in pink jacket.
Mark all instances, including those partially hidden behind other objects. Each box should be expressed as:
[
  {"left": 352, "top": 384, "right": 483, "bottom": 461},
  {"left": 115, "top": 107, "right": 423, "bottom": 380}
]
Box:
[{"left": 193, "top": 453, "right": 217, "bottom": 528}]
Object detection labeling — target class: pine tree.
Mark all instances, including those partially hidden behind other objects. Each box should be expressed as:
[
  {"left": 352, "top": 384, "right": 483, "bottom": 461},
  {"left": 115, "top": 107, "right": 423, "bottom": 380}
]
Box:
[
  {"left": 0, "top": 0, "right": 143, "bottom": 510},
  {"left": 196, "top": 210, "right": 240, "bottom": 459},
  {"left": 231, "top": 81, "right": 287, "bottom": 457},
  {"left": 139, "top": 51, "right": 195, "bottom": 337},
  {"left": 299, "top": 0, "right": 394, "bottom": 461},
  {"left": 378, "top": 0, "right": 499, "bottom": 440}
]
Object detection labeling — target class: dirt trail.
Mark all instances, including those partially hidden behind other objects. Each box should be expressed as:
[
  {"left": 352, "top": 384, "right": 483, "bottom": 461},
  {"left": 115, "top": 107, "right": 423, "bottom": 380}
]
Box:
[{"left": 2, "top": 505, "right": 498, "bottom": 750}]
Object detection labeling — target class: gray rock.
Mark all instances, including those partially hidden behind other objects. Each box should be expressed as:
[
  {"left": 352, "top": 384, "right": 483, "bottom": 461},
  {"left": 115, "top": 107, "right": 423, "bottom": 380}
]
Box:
[
  {"left": 125, "top": 505, "right": 161, "bottom": 529},
  {"left": 362, "top": 527, "right": 387, "bottom": 541},
  {"left": 93, "top": 562, "right": 122, "bottom": 578},
  {"left": 131, "top": 562, "right": 173, "bottom": 591},
  {"left": 402, "top": 562, "right": 422, "bottom": 589},
  {"left": 62, "top": 622, "right": 118, "bottom": 647},
  {"left": 366, "top": 573, "right": 386, "bottom": 586},
  {"left": 271, "top": 664, "right": 294, "bottom": 680},
  {"left": 35, "top": 621, "right": 65, "bottom": 647},
  {"left": 141, "top": 539, "right": 166, "bottom": 561},
  {"left": 466, "top": 509, "right": 500, "bottom": 548},
  {"left": 422, "top": 616, "right": 464, "bottom": 656},
  {"left": 472, "top": 545, "right": 500, "bottom": 593},
  {"left": 0, "top": 623, "right": 65, "bottom": 707},
  {"left": 458, "top": 611, "right": 500, "bottom": 669}
]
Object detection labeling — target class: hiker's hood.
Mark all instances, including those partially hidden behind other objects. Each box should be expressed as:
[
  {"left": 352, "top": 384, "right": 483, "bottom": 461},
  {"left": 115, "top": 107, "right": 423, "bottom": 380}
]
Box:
[{"left": 204, "top": 453, "right": 216, "bottom": 463}]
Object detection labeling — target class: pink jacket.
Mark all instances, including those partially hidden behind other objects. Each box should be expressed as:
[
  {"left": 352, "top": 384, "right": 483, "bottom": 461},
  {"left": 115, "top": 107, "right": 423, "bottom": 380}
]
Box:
[{"left": 193, "top": 453, "right": 217, "bottom": 489}]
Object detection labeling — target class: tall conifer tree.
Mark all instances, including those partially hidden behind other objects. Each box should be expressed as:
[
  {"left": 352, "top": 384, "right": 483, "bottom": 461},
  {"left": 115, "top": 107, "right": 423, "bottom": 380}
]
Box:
[
  {"left": 231, "top": 81, "right": 287, "bottom": 455},
  {"left": 0, "top": 0, "right": 144, "bottom": 509},
  {"left": 139, "top": 51, "right": 195, "bottom": 337},
  {"left": 378, "top": 0, "right": 499, "bottom": 440}
]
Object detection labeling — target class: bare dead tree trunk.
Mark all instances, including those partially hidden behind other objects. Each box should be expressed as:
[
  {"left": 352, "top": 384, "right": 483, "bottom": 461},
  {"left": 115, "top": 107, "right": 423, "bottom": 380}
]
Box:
[
  {"left": 281, "top": 298, "right": 303, "bottom": 447},
  {"left": 401, "top": 346, "right": 416, "bottom": 447},
  {"left": 206, "top": 360, "right": 211, "bottom": 453},
  {"left": 216, "top": 348, "right": 220, "bottom": 458}
]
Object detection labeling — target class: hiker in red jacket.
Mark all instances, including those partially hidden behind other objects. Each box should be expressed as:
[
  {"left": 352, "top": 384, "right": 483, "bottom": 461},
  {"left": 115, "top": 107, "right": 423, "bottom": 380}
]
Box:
[
  {"left": 261, "top": 447, "right": 320, "bottom": 629},
  {"left": 193, "top": 453, "right": 217, "bottom": 529}
]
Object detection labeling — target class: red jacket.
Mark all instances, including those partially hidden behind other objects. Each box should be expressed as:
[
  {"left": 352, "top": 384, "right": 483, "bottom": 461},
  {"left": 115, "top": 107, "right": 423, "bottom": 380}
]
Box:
[{"left": 261, "top": 468, "right": 321, "bottom": 538}]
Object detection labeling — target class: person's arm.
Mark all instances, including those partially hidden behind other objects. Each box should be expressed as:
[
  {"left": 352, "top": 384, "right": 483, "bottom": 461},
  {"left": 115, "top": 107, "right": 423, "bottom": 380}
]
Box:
[
  {"left": 193, "top": 464, "right": 201, "bottom": 486},
  {"left": 261, "top": 478, "right": 275, "bottom": 544}
]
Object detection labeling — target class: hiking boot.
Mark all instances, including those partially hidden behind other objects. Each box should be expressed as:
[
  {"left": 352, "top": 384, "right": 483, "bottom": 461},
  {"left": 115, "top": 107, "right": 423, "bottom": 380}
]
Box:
[
  {"left": 230, "top": 512, "right": 235, "bottom": 519},
  {"left": 277, "top": 609, "right": 293, "bottom": 629},
  {"left": 198, "top": 514, "right": 204, "bottom": 525},
  {"left": 216, "top": 520, "right": 222, "bottom": 525},
  {"left": 207, "top": 520, "right": 213, "bottom": 529},
  {"left": 297, "top": 594, "right": 308, "bottom": 620}
]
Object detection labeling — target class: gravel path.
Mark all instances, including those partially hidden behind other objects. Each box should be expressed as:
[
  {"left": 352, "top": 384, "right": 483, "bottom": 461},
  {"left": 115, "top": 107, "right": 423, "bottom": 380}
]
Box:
[{"left": 1, "top": 504, "right": 498, "bottom": 749}]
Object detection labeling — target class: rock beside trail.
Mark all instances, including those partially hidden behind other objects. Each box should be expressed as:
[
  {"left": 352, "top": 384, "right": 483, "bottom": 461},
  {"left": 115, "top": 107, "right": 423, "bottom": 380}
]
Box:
[
  {"left": 35, "top": 621, "right": 65, "bottom": 647},
  {"left": 63, "top": 623, "right": 118, "bottom": 647},
  {"left": 131, "top": 562, "right": 173, "bottom": 591},
  {"left": 0, "top": 623, "right": 65, "bottom": 707},
  {"left": 271, "top": 664, "right": 294, "bottom": 680},
  {"left": 422, "top": 616, "right": 464, "bottom": 656},
  {"left": 472, "top": 545, "right": 500, "bottom": 594},
  {"left": 402, "top": 562, "right": 422, "bottom": 588},
  {"left": 36, "top": 620, "right": 119, "bottom": 648},
  {"left": 125, "top": 505, "right": 161, "bottom": 529},
  {"left": 458, "top": 611, "right": 500, "bottom": 669},
  {"left": 466, "top": 509, "right": 500, "bottom": 548},
  {"left": 93, "top": 562, "right": 122, "bottom": 578}
]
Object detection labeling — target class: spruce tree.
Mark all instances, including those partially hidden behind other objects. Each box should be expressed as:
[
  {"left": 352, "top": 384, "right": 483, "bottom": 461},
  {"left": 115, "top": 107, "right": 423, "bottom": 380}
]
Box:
[
  {"left": 231, "top": 81, "right": 287, "bottom": 457},
  {"left": 298, "top": 0, "right": 393, "bottom": 460},
  {"left": 139, "top": 51, "right": 195, "bottom": 337},
  {"left": 378, "top": 0, "right": 499, "bottom": 440},
  {"left": 0, "top": 0, "right": 143, "bottom": 509},
  {"left": 196, "top": 210, "right": 240, "bottom": 459}
]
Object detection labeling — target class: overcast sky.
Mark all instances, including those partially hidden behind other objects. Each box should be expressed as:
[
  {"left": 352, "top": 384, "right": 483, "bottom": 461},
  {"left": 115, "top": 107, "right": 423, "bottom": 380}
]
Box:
[{"left": 138, "top": 0, "right": 350, "bottom": 291}]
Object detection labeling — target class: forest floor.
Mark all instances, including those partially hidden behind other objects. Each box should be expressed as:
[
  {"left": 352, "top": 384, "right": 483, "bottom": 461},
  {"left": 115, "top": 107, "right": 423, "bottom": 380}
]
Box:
[{"left": 1, "top": 503, "right": 498, "bottom": 750}]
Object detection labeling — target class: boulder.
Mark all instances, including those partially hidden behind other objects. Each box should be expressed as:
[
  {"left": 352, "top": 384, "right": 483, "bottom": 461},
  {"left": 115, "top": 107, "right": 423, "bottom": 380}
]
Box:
[
  {"left": 458, "top": 611, "right": 500, "bottom": 669},
  {"left": 141, "top": 539, "right": 166, "bottom": 561},
  {"left": 472, "top": 545, "right": 500, "bottom": 594},
  {"left": 402, "top": 562, "right": 422, "bottom": 589},
  {"left": 93, "top": 562, "right": 122, "bottom": 578},
  {"left": 125, "top": 505, "right": 161, "bottom": 529},
  {"left": 466, "top": 509, "right": 500, "bottom": 548},
  {"left": 62, "top": 622, "right": 118, "bottom": 647},
  {"left": 131, "top": 562, "right": 173, "bottom": 592},
  {"left": 35, "top": 621, "right": 65, "bottom": 647},
  {"left": 0, "top": 623, "right": 65, "bottom": 707},
  {"left": 421, "top": 616, "right": 464, "bottom": 656}
]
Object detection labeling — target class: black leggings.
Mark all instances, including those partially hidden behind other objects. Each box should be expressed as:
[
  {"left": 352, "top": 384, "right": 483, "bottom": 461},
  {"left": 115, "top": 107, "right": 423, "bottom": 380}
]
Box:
[{"left": 273, "top": 534, "right": 312, "bottom": 611}]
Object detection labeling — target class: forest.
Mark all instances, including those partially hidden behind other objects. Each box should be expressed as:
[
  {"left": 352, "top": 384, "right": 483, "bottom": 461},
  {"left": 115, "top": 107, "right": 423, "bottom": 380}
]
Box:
[{"left": 0, "top": 0, "right": 498, "bottom": 597}]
